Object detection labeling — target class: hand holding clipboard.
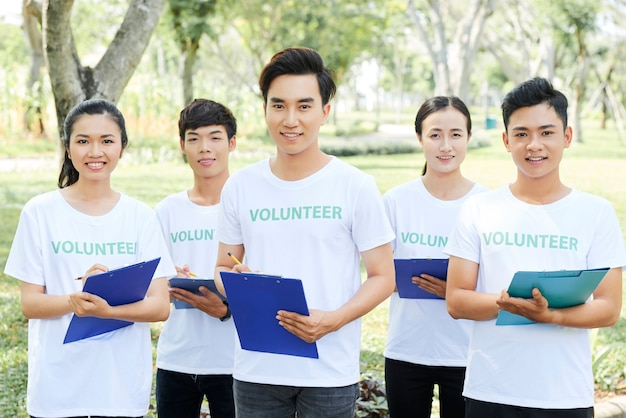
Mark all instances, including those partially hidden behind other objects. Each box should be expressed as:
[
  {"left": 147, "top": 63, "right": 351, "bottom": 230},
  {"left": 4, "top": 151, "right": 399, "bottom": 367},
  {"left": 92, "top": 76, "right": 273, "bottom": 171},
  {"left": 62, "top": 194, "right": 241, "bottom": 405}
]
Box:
[
  {"left": 64, "top": 258, "right": 161, "bottom": 343},
  {"left": 495, "top": 267, "right": 610, "bottom": 325}
]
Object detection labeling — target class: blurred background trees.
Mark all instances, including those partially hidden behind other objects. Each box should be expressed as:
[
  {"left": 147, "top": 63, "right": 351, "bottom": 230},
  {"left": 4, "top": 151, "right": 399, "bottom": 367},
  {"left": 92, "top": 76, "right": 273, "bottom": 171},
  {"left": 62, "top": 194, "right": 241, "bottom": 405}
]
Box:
[{"left": 2, "top": 0, "right": 626, "bottom": 145}]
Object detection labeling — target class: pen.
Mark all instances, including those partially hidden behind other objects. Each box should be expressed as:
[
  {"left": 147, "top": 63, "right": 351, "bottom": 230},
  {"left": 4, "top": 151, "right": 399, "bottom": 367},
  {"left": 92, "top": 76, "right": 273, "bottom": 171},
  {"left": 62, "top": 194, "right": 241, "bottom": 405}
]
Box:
[
  {"left": 227, "top": 252, "right": 242, "bottom": 265},
  {"left": 189, "top": 271, "right": 198, "bottom": 277}
]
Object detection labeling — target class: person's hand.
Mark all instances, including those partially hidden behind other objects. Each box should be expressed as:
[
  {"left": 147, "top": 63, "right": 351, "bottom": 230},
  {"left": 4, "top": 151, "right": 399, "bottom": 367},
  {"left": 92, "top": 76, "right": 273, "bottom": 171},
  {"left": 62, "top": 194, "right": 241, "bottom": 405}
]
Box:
[
  {"left": 77, "top": 263, "right": 108, "bottom": 286},
  {"left": 276, "top": 309, "right": 340, "bottom": 343},
  {"left": 169, "top": 286, "right": 228, "bottom": 318},
  {"left": 412, "top": 273, "right": 446, "bottom": 298},
  {"left": 68, "top": 291, "right": 111, "bottom": 318},
  {"left": 175, "top": 264, "right": 193, "bottom": 278},
  {"left": 496, "top": 288, "right": 553, "bottom": 323}
]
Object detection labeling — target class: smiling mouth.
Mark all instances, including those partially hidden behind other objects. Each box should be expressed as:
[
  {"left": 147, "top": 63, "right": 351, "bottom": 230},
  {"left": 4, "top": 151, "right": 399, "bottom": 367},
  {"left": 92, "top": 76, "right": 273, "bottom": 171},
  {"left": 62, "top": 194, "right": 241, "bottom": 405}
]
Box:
[
  {"left": 438, "top": 155, "right": 454, "bottom": 160},
  {"left": 282, "top": 133, "right": 300, "bottom": 138},
  {"left": 87, "top": 162, "right": 104, "bottom": 168},
  {"left": 527, "top": 157, "right": 547, "bottom": 162}
]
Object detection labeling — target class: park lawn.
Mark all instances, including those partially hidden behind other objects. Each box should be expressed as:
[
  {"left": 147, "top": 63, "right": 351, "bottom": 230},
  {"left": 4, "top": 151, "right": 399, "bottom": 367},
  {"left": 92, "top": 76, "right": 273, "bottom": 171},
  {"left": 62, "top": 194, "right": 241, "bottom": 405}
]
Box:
[{"left": 1, "top": 124, "right": 626, "bottom": 416}]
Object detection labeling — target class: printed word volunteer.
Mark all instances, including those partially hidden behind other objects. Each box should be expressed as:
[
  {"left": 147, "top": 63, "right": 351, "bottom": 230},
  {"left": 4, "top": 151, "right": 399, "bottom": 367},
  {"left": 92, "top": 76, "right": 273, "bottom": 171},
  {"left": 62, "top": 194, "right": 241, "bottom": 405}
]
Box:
[{"left": 51, "top": 240, "right": 137, "bottom": 255}]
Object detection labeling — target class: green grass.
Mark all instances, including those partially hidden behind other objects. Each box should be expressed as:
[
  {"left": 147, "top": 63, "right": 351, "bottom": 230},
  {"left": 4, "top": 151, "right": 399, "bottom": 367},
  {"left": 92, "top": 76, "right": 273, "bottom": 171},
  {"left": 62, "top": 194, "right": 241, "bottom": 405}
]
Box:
[{"left": 1, "top": 123, "right": 626, "bottom": 417}]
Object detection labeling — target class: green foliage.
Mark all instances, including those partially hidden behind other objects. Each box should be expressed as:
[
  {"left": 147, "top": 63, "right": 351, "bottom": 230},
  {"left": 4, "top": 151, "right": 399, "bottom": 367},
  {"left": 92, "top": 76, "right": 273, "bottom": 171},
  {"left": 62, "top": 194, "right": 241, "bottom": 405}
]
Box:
[
  {"left": 321, "top": 138, "right": 419, "bottom": 157},
  {"left": 0, "top": 22, "right": 28, "bottom": 68},
  {"left": 167, "top": 0, "right": 216, "bottom": 49},
  {"left": 356, "top": 375, "right": 388, "bottom": 418}
]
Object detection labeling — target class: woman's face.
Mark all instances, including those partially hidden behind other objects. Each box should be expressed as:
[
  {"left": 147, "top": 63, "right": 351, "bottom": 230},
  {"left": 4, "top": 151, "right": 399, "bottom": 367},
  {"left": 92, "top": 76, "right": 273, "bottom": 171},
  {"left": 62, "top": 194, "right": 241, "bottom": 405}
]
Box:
[
  {"left": 66, "top": 114, "right": 124, "bottom": 184},
  {"left": 418, "top": 107, "right": 470, "bottom": 176}
]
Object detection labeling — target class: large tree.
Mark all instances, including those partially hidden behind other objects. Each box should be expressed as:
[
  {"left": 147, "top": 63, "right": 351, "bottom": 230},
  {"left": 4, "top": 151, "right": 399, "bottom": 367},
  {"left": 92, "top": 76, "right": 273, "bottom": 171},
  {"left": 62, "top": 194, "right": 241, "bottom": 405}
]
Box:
[
  {"left": 168, "top": 0, "right": 216, "bottom": 106},
  {"left": 27, "top": 0, "right": 166, "bottom": 137},
  {"left": 407, "top": 0, "right": 494, "bottom": 102}
]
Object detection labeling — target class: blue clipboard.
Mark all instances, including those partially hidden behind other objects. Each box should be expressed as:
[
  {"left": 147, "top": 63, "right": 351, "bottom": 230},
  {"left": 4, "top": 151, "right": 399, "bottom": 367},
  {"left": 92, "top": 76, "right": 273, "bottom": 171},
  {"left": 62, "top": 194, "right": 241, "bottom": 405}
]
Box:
[
  {"left": 496, "top": 267, "right": 610, "bottom": 325},
  {"left": 394, "top": 258, "right": 448, "bottom": 299},
  {"left": 220, "top": 271, "right": 319, "bottom": 359},
  {"left": 169, "top": 278, "right": 226, "bottom": 309},
  {"left": 63, "top": 257, "right": 161, "bottom": 344}
]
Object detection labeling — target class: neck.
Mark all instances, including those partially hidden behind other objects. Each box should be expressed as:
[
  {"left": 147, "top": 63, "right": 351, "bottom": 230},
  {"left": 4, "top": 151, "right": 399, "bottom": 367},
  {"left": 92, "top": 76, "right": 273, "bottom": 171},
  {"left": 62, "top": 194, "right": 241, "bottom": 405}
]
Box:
[
  {"left": 69, "top": 178, "right": 115, "bottom": 200},
  {"left": 510, "top": 173, "right": 570, "bottom": 204},
  {"left": 271, "top": 148, "right": 331, "bottom": 181},
  {"left": 189, "top": 170, "right": 229, "bottom": 206},
  {"left": 421, "top": 169, "right": 473, "bottom": 200}
]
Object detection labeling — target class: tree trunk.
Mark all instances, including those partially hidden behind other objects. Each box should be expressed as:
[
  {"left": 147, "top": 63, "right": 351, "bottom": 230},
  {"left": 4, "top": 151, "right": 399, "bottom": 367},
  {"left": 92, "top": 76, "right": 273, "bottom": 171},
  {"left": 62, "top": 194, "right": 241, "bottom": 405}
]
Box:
[
  {"left": 43, "top": 0, "right": 166, "bottom": 138},
  {"left": 22, "top": 0, "right": 46, "bottom": 135},
  {"left": 407, "top": 0, "right": 493, "bottom": 102},
  {"left": 182, "top": 40, "right": 200, "bottom": 107}
]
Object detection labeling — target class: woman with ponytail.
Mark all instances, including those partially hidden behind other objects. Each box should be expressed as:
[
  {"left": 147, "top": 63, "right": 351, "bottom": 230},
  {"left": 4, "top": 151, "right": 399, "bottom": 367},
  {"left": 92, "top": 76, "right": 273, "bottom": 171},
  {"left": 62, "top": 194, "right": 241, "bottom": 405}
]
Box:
[{"left": 4, "top": 99, "right": 175, "bottom": 418}]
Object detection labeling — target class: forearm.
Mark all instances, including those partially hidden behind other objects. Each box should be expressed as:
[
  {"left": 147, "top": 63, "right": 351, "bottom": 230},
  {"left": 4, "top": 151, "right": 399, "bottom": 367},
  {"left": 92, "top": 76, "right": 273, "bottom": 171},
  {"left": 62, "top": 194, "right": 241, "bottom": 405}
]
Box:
[
  {"left": 21, "top": 292, "right": 73, "bottom": 319},
  {"left": 332, "top": 274, "right": 395, "bottom": 331},
  {"left": 546, "top": 298, "right": 621, "bottom": 328},
  {"left": 104, "top": 278, "right": 170, "bottom": 322},
  {"left": 447, "top": 288, "right": 500, "bottom": 321}
]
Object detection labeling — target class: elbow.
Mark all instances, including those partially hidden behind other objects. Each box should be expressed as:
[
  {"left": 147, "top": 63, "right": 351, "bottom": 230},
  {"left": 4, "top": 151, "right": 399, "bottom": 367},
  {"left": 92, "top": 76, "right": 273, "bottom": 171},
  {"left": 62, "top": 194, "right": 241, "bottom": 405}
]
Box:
[
  {"left": 604, "top": 311, "right": 620, "bottom": 328},
  {"left": 446, "top": 299, "right": 463, "bottom": 320},
  {"left": 155, "top": 306, "right": 170, "bottom": 322},
  {"left": 447, "top": 307, "right": 463, "bottom": 320},
  {"left": 21, "top": 306, "right": 35, "bottom": 319}
]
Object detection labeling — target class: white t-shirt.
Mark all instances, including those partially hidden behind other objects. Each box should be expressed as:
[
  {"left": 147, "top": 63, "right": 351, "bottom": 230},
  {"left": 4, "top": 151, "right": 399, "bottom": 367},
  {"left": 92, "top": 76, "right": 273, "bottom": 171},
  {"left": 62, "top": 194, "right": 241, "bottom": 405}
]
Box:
[
  {"left": 4, "top": 190, "right": 176, "bottom": 417},
  {"left": 217, "top": 157, "right": 395, "bottom": 387},
  {"left": 155, "top": 191, "right": 235, "bottom": 375},
  {"left": 445, "top": 186, "right": 626, "bottom": 409},
  {"left": 384, "top": 178, "right": 487, "bottom": 366}
]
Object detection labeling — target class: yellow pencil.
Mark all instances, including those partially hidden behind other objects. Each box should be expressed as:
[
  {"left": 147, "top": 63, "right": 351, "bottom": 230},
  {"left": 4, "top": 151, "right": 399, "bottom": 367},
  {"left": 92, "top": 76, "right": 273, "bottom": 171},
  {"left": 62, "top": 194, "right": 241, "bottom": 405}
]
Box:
[
  {"left": 227, "top": 252, "right": 242, "bottom": 265},
  {"left": 189, "top": 271, "right": 198, "bottom": 277}
]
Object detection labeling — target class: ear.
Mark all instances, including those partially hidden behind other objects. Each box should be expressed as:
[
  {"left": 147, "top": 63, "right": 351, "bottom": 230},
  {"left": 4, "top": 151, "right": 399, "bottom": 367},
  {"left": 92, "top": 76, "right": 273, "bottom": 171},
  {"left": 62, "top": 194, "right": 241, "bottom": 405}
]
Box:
[
  {"left": 229, "top": 135, "right": 237, "bottom": 151},
  {"left": 179, "top": 137, "right": 185, "bottom": 152},
  {"left": 563, "top": 126, "right": 573, "bottom": 148},
  {"left": 416, "top": 132, "right": 423, "bottom": 145},
  {"left": 321, "top": 103, "right": 331, "bottom": 125},
  {"left": 502, "top": 130, "right": 511, "bottom": 152}
]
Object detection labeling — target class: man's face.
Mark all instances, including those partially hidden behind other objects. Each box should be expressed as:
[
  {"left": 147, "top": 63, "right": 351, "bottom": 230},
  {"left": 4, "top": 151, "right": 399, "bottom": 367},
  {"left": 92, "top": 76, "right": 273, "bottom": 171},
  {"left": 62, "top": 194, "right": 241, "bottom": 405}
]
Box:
[
  {"left": 264, "top": 74, "right": 330, "bottom": 157},
  {"left": 502, "top": 103, "right": 572, "bottom": 181},
  {"left": 180, "top": 124, "right": 235, "bottom": 179}
]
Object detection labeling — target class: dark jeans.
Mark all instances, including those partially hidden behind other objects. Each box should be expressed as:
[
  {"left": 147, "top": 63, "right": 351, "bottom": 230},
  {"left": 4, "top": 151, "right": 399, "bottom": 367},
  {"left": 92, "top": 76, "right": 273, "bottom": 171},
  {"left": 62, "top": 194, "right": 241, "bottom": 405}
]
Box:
[
  {"left": 233, "top": 379, "right": 360, "bottom": 418},
  {"left": 155, "top": 368, "right": 235, "bottom": 418},
  {"left": 466, "top": 398, "right": 594, "bottom": 418},
  {"left": 385, "top": 357, "right": 466, "bottom": 418}
]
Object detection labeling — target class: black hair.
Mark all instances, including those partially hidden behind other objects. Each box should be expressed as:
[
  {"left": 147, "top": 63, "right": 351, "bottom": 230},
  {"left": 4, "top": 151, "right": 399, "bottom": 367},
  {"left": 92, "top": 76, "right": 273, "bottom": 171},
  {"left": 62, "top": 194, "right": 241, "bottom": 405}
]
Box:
[
  {"left": 178, "top": 98, "right": 237, "bottom": 141},
  {"left": 501, "top": 77, "right": 568, "bottom": 131},
  {"left": 58, "top": 99, "right": 128, "bottom": 188},
  {"left": 258, "top": 47, "right": 337, "bottom": 106},
  {"left": 414, "top": 96, "right": 472, "bottom": 175}
]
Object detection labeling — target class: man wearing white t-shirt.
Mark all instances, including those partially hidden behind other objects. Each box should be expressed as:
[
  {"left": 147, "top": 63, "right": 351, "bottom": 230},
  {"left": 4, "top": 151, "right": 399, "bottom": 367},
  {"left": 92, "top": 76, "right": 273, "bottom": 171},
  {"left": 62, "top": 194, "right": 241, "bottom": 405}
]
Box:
[
  {"left": 214, "top": 47, "right": 395, "bottom": 418},
  {"left": 446, "top": 77, "right": 626, "bottom": 418},
  {"left": 155, "top": 99, "right": 237, "bottom": 418}
]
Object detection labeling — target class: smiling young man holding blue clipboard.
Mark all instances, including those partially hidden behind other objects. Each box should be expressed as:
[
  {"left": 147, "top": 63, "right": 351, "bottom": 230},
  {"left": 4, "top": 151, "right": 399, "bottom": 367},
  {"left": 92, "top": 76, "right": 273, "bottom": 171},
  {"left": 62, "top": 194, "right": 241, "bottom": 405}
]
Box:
[
  {"left": 214, "top": 47, "right": 395, "bottom": 418},
  {"left": 155, "top": 99, "right": 237, "bottom": 418},
  {"left": 445, "top": 78, "right": 626, "bottom": 418}
]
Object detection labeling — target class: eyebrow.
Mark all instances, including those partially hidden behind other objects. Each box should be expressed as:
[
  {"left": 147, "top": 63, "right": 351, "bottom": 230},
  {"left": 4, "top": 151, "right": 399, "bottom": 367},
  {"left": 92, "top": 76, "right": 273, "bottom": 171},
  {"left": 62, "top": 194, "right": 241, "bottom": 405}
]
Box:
[
  {"left": 187, "top": 129, "right": 223, "bottom": 136},
  {"left": 427, "top": 127, "right": 464, "bottom": 132},
  {"left": 73, "top": 133, "right": 116, "bottom": 138},
  {"left": 269, "top": 97, "right": 315, "bottom": 103},
  {"left": 511, "top": 124, "right": 558, "bottom": 131}
]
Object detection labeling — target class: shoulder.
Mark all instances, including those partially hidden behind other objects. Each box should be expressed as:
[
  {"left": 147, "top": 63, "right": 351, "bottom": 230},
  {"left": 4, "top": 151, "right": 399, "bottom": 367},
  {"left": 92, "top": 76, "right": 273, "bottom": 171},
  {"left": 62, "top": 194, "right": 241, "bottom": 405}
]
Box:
[
  {"left": 155, "top": 191, "right": 187, "bottom": 212},
  {"left": 385, "top": 178, "right": 420, "bottom": 194},
  {"left": 22, "top": 189, "right": 61, "bottom": 212},
  {"left": 119, "top": 193, "right": 156, "bottom": 214}
]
